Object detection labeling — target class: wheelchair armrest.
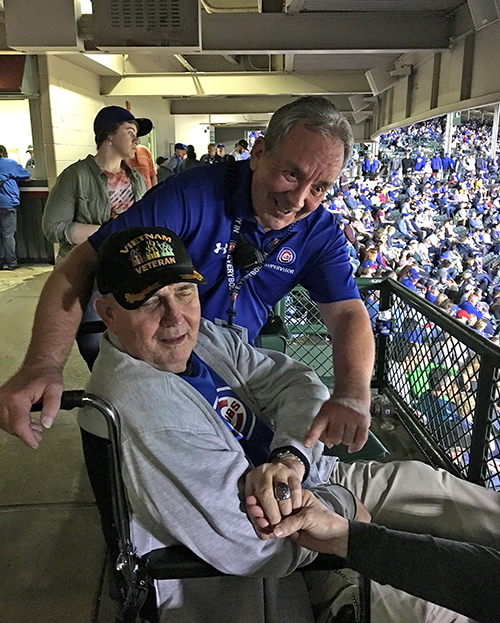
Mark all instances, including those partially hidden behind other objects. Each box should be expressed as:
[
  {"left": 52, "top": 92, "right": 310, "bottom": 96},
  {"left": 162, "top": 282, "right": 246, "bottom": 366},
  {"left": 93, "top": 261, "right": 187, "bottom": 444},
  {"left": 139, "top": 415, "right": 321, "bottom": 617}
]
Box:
[
  {"left": 302, "top": 552, "right": 346, "bottom": 571},
  {"left": 144, "top": 546, "right": 346, "bottom": 581},
  {"left": 144, "top": 545, "right": 226, "bottom": 580}
]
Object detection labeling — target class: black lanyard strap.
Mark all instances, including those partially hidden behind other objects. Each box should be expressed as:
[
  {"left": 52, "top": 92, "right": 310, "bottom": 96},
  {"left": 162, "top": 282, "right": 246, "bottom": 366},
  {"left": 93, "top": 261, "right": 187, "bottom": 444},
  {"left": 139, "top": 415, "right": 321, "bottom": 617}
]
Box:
[{"left": 225, "top": 218, "right": 296, "bottom": 324}]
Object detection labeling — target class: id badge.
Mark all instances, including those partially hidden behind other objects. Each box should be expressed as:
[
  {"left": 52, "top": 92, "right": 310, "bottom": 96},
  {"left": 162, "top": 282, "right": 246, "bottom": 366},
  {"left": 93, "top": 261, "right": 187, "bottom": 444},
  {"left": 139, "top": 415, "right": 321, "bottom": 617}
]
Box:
[{"left": 214, "top": 318, "right": 249, "bottom": 342}]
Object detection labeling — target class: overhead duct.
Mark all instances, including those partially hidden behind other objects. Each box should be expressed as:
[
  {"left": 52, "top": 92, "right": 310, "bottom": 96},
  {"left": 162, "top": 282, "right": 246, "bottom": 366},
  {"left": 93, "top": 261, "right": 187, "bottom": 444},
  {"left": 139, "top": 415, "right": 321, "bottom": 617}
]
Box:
[
  {"left": 0, "top": 55, "right": 39, "bottom": 99},
  {"left": 91, "top": 0, "right": 200, "bottom": 52},
  {"left": 4, "top": 0, "right": 83, "bottom": 52}
]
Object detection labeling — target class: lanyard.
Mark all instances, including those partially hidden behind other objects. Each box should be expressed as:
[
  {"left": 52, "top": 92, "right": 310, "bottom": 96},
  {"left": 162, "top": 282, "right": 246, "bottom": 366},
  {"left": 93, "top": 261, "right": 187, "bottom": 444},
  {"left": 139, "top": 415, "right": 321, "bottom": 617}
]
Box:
[{"left": 225, "top": 218, "right": 296, "bottom": 324}]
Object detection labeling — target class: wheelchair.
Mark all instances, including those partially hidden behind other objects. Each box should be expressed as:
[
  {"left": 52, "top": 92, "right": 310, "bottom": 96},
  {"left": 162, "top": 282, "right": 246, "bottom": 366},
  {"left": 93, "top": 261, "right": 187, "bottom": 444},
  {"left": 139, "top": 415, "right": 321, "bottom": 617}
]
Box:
[{"left": 34, "top": 390, "right": 372, "bottom": 623}]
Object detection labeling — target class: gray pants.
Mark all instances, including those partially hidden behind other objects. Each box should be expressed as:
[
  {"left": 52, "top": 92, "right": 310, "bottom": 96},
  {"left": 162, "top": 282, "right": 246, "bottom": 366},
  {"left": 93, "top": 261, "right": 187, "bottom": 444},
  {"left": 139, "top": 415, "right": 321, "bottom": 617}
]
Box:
[{"left": 0, "top": 208, "right": 17, "bottom": 267}]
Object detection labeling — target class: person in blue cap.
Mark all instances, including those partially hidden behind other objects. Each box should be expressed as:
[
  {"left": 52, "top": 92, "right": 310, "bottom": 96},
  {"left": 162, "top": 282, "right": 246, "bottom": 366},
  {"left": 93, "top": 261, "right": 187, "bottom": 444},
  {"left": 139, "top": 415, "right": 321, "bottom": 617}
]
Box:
[
  {"left": 42, "top": 105, "right": 151, "bottom": 261},
  {"left": 41, "top": 105, "right": 152, "bottom": 363},
  {"left": 399, "top": 267, "right": 420, "bottom": 291},
  {"left": 165, "top": 142, "right": 187, "bottom": 174}
]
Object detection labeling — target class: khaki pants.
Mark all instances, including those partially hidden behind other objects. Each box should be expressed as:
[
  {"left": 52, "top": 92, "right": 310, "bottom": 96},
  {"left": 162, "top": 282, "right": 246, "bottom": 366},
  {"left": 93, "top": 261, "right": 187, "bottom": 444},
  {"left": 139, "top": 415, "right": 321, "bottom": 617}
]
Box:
[{"left": 331, "top": 460, "right": 500, "bottom": 548}]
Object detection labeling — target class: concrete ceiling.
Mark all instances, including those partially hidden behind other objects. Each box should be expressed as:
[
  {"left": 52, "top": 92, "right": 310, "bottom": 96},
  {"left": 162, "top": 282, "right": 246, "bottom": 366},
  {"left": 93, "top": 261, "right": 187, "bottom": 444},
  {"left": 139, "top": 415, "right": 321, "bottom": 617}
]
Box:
[{"left": 0, "top": 0, "right": 477, "bottom": 130}]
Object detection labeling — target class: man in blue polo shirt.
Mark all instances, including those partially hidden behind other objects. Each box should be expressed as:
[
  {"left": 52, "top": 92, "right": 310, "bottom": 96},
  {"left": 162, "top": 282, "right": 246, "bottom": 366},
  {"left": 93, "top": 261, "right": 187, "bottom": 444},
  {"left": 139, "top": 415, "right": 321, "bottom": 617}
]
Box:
[{"left": 0, "top": 96, "right": 374, "bottom": 460}]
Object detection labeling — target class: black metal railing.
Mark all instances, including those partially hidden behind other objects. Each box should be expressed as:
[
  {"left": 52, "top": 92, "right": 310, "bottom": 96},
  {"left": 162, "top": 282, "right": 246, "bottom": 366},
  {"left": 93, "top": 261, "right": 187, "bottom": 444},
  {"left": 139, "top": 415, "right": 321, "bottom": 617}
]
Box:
[{"left": 283, "top": 279, "right": 500, "bottom": 491}]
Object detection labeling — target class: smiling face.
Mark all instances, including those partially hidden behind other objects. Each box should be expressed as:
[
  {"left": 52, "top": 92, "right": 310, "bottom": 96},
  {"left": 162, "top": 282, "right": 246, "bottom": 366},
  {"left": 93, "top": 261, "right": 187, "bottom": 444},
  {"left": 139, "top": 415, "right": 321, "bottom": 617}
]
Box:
[
  {"left": 249, "top": 121, "right": 345, "bottom": 231},
  {"left": 109, "top": 121, "right": 139, "bottom": 160},
  {"left": 96, "top": 283, "right": 200, "bottom": 373}
]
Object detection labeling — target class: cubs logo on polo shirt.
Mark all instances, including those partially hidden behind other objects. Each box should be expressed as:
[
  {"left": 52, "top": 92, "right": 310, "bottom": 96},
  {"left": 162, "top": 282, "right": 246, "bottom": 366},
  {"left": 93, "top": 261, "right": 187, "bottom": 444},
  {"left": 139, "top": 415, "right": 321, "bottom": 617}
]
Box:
[{"left": 277, "top": 247, "right": 296, "bottom": 264}]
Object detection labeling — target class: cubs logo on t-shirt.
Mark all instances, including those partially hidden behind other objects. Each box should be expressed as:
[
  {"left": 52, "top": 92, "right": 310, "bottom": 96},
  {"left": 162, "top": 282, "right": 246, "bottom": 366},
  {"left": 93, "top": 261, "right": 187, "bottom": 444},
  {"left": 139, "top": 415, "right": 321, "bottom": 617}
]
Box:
[
  {"left": 180, "top": 352, "right": 274, "bottom": 466},
  {"left": 218, "top": 395, "right": 249, "bottom": 435},
  {"left": 277, "top": 247, "right": 296, "bottom": 264}
]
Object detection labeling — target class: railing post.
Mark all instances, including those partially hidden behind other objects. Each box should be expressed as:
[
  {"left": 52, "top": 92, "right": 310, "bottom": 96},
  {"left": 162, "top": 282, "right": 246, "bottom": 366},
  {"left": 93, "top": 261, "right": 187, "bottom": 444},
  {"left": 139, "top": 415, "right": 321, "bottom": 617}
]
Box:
[
  {"left": 375, "top": 281, "right": 391, "bottom": 392},
  {"left": 467, "top": 359, "right": 496, "bottom": 485}
]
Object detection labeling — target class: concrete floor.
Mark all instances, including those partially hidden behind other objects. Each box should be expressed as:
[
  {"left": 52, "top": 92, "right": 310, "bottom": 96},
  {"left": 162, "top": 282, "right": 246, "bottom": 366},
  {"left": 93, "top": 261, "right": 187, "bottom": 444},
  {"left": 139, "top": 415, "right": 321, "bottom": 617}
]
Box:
[
  {"left": 0, "top": 266, "right": 425, "bottom": 623},
  {"left": 0, "top": 266, "right": 116, "bottom": 623}
]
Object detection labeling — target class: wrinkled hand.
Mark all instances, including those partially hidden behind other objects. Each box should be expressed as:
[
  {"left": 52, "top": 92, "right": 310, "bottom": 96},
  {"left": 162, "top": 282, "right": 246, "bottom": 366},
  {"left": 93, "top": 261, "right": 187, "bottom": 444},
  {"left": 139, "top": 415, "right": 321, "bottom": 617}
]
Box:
[
  {"left": 268, "top": 489, "right": 351, "bottom": 557},
  {"left": 245, "top": 457, "right": 304, "bottom": 540},
  {"left": 304, "top": 397, "right": 370, "bottom": 452},
  {"left": 0, "top": 366, "right": 63, "bottom": 448}
]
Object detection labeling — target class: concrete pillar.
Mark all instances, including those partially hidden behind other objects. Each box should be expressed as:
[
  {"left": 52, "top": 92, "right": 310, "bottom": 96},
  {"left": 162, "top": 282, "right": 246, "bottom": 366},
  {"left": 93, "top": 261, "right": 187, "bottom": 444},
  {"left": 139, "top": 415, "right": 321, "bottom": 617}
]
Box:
[
  {"left": 491, "top": 103, "right": 500, "bottom": 158},
  {"left": 444, "top": 112, "right": 454, "bottom": 155}
]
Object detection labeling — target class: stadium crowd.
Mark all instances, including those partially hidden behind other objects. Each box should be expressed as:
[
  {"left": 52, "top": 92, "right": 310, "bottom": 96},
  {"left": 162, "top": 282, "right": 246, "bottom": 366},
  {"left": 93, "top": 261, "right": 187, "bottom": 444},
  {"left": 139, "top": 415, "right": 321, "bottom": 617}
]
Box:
[
  {"left": 322, "top": 113, "right": 500, "bottom": 487},
  {"left": 328, "top": 114, "right": 500, "bottom": 343}
]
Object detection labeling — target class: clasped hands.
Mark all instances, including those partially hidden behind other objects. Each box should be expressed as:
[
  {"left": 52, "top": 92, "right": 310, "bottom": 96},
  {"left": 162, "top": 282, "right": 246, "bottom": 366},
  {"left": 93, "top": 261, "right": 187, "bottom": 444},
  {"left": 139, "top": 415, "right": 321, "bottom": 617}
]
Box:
[{"left": 245, "top": 454, "right": 305, "bottom": 540}]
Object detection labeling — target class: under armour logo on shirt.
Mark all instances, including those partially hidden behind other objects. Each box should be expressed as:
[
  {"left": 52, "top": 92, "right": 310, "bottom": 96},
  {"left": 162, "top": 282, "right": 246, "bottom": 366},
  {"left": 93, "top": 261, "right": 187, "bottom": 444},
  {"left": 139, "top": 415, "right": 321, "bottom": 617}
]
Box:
[{"left": 214, "top": 242, "right": 228, "bottom": 254}]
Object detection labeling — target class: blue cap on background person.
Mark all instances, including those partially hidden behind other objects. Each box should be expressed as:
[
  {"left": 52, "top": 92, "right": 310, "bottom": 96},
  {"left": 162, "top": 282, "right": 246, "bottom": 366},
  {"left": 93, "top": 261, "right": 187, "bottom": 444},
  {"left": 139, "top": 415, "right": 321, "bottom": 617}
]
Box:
[
  {"left": 93, "top": 106, "right": 153, "bottom": 137},
  {"left": 175, "top": 143, "right": 187, "bottom": 150},
  {"left": 409, "top": 268, "right": 420, "bottom": 280}
]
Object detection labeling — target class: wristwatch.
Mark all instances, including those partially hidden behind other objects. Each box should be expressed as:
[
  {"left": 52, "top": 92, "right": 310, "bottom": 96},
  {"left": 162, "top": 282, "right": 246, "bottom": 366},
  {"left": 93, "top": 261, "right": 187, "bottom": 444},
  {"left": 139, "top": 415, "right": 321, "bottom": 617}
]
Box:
[{"left": 269, "top": 446, "right": 310, "bottom": 481}]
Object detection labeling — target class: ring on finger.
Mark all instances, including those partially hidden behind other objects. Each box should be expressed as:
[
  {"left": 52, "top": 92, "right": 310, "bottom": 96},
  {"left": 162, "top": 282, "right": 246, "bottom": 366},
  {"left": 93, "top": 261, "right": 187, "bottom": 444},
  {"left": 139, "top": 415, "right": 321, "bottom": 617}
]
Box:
[{"left": 274, "top": 481, "right": 291, "bottom": 501}]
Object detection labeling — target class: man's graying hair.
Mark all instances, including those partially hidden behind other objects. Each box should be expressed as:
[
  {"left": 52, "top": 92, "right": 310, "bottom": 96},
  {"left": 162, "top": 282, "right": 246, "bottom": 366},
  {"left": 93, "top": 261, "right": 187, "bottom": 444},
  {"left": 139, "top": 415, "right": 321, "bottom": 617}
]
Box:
[{"left": 263, "top": 96, "right": 354, "bottom": 170}]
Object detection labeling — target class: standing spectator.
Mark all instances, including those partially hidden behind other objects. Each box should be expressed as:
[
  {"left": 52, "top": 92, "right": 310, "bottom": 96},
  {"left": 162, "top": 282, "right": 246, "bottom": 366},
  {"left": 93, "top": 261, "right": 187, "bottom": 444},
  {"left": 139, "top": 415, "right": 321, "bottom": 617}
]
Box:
[
  {"left": 25, "top": 145, "right": 35, "bottom": 168},
  {"left": 231, "top": 139, "right": 251, "bottom": 161},
  {"left": 200, "top": 142, "right": 222, "bottom": 165},
  {"left": 128, "top": 144, "right": 157, "bottom": 189},
  {"left": 41, "top": 105, "right": 150, "bottom": 365},
  {"left": 216, "top": 143, "right": 226, "bottom": 158},
  {"left": 155, "top": 156, "right": 174, "bottom": 184},
  {"left": 42, "top": 106, "right": 149, "bottom": 261},
  {"left": 178, "top": 145, "right": 201, "bottom": 173},
  {"left": 388, "top": 151, "right": 402, "bottom": 177},
  {"left": 414, "top": 150, "right": 427, "bottom": 173},
  {"left": 430, "top": 152, "right": 443, "bottom": 177},
  {"left": 165, "top": 143, "right": 186, "bottom": 174},
  {"left": 361, "top": 153, "right": 379, "bottom": 180},
  {"left": 0, "top": 145, "right": 31, "bottom": 270},
  {"left": 402, "top": 151, "right": 415, "bottom": 175},
  {"left": 442, "top": 153, "right": 455, "bottom": 179}
]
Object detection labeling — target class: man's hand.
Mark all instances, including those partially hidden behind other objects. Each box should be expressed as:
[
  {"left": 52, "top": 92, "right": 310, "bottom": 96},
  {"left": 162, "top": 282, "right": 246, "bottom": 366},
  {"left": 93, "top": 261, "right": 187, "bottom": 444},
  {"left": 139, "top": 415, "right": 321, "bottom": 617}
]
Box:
[
  {"left": 269, "top": 489, "right": 351, "bottom": 557},
  {"left": 304, "top": 397, "right": 371, "bottom": 452},
  {"left": 0, "top": 366, "right": 63, "bottom": 448},
  {"left": 245, "top": 456, "right": 304, "bottom": 540}
]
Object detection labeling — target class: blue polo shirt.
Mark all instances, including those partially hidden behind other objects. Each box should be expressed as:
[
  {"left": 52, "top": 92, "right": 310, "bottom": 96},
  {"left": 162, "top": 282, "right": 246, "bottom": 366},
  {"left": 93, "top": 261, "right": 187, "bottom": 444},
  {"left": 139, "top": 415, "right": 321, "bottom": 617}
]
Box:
[{"left": 89, "top": 161, "right": 359, "bottom": 343}]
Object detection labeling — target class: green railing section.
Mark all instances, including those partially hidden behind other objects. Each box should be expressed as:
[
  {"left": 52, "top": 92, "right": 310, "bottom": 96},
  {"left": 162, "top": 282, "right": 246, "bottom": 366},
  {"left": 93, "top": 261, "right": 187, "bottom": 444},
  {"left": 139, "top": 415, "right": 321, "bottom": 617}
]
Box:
[{"left": 281, "top": 279, "right": 500, "bottom": 491}]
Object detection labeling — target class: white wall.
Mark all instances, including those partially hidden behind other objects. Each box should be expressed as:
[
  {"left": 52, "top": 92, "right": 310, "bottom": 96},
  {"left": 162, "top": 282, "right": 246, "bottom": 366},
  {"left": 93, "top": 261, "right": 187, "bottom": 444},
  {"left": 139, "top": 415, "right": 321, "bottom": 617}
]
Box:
[
  {"left": 0, "top": 100, "right": 32, "bottom": 165},
  {"left": 174, "top": 114, "right": 211, "bottom": 159},
  {"left": 43, "top": 57, "right": 176, "bottom": 180},
  {"left": 45, "top": 55, "right": 104, "bottom": 180}
]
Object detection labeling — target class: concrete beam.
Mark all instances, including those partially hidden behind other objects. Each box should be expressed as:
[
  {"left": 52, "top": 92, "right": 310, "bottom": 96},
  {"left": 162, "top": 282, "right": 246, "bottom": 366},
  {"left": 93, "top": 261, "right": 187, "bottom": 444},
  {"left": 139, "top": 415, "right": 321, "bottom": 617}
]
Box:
[
  {"left": 101, "top": 71, "right": 370, "bottom": 97},
  {"left": 52, "top": 53, "right": 124, "bottom": 76},
  {"left": 169, "top": 94, "right": 354, "bottom": 115},
  {"left": 201, "top": 12, "right": 451, "bottom": 53}
]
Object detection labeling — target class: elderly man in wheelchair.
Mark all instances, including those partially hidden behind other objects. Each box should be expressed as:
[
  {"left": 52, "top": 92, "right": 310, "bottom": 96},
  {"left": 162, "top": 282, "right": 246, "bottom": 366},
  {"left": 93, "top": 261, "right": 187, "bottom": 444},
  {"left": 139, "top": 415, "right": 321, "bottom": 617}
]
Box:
[{"left": 79, "top": 226, "right": 500, "bottom": 623}]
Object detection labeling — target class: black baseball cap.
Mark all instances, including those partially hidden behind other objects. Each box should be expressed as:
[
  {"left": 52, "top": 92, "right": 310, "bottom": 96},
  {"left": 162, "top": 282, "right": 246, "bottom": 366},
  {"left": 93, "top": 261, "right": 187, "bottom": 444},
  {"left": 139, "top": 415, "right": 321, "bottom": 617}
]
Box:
[
  {"left": 93, "top": 106, "right": 153, "bottom": 137},
  {"left": 96, "top": 227, "right": 206, "bottom": 310}
]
